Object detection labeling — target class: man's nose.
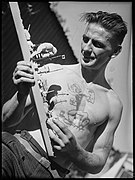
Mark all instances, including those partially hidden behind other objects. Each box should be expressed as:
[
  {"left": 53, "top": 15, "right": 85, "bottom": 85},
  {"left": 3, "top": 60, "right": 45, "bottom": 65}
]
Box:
[
  {"left": 83, "top": 50, "right": 92, "bottom": 57},
  {"left": 83, "top": 44, "right": 92, "bottom": 56},
  {"left": 83, "top": 40, "right": 92, "bottom": 54}
]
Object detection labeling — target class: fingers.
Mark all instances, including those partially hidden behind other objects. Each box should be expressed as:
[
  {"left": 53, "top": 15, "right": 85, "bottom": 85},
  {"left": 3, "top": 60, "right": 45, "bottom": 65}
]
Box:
[
  {"left": 47, "top": 117, "right": 73, "bottom": 151},
  {"left": 16, "top": 61, "right": 33, "bottom": 73},
  {"left": 52, "top": 117, "right": 72, "bottom": 139},
  {"left": 13, "top": 61, "right": 35, "bottom": 85},
  {"left": 13, "top": 76, "right": 35, "bottom": 85},
  {"left": 48, "top": 129, "right": 65, "bottom": 150},
  {"left": 47, "top": 118, "right": 69, "bottom": 143}
]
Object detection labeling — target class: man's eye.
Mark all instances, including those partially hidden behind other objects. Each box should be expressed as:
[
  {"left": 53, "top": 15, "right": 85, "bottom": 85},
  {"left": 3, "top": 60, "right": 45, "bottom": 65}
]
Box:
[
  {"left": 83, "top": 35, "right": 89, "bottom": 43},
  {"left": 92, "top": 40, "right": 105, "bottom": 48}
]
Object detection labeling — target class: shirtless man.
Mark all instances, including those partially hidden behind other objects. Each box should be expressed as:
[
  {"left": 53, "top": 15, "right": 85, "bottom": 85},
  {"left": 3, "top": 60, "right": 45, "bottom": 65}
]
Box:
[{"left": 2, "top": 11, "right": 127, "bottom": 178}]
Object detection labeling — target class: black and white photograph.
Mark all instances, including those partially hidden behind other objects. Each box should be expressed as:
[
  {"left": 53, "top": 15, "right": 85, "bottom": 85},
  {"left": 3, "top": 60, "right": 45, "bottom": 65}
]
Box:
[{"left": 2, "top": 1, "right": 133, "bottom": 178}]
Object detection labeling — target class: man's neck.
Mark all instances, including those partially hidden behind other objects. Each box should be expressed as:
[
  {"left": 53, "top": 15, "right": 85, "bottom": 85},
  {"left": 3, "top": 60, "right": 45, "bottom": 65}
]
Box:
[{"left": 81, "top": 63, "right": 111, "bottom": 89}]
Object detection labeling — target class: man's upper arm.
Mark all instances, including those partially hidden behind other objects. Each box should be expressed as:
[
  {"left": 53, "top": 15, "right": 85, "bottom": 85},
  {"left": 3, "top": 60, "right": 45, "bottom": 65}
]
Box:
[{"left": 92, "top": 91, "right": 123, "bottom": 166}]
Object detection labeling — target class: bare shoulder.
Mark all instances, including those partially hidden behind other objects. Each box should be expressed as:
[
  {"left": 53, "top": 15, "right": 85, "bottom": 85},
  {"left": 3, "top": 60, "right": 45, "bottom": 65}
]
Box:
[
  {"left": 107, "top": 89, "right": 123, "bottom": 122},
  {"left": 107, "top": 89, "right": 123, "bottom": 108}
]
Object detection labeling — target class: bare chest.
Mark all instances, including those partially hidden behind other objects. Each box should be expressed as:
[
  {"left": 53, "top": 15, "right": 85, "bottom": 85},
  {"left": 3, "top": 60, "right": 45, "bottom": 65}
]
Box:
[{"left": 37, "top": 64, "right": 110, "bottom": 147}]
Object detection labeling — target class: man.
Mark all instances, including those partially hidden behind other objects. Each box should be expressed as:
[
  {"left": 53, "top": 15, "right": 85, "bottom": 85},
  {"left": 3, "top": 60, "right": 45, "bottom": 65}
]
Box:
[{"left": 2, "top": 11, "right": 127, "bottom": 178}]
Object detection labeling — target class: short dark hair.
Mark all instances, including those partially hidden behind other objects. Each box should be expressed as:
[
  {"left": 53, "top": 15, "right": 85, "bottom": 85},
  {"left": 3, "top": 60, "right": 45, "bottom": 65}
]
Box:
[{"left": 80, "top": 11, "right": 127, "bottom": 45}]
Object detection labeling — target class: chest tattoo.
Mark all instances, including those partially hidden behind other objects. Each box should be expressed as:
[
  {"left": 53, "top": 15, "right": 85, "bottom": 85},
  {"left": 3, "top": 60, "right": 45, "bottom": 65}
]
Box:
[{"left": 37, "top": 72, "right": 95, "bottom": 131}]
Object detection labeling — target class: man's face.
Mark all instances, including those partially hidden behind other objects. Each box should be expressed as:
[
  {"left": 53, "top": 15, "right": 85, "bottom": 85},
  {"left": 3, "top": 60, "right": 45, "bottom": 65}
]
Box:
[{"left": 80, "top": 23, "right": 115, "bottom": 70}]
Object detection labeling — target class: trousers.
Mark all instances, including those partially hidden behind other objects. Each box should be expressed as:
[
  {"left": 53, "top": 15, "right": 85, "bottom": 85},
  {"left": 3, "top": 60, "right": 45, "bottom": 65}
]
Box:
[{"left": 2, "top": 132, "right": 54, "bottom": 178}]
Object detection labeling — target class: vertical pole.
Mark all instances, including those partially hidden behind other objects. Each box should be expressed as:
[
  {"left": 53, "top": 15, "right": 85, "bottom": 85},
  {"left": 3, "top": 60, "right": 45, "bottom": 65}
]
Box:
[{"left": 9, "top": 2, "right": 54, "bottom": 157}]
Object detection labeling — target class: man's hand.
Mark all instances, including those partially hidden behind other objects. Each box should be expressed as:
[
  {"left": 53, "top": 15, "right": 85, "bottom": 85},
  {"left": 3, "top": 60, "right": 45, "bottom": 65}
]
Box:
[
  {"left": 47, "top": 117, "right": 79, "bottom": 156},
  {"left": 13, "top": 61, "right": 35, "bottom": 96},
  {"left": 12, "top": 43, "right": 57, "bottom": 96}
]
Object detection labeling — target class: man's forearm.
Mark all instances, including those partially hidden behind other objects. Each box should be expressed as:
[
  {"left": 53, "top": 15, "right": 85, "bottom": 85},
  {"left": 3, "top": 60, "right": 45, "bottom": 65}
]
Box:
[
  {"left": 70, "top": 145, "right": 104, "bottom": 174},
  {"left": 2, "top": 91, "right": 29, "bottom": 129}
]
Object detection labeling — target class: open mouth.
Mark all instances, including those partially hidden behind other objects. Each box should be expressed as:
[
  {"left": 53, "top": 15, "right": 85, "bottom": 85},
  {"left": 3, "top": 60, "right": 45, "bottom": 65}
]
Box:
[{"left": 83, "top": 56, "right": 96, "bottom": 63}]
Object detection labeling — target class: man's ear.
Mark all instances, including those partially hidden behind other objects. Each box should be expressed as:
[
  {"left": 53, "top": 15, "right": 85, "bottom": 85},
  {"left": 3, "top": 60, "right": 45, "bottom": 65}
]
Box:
[{"left": 111, "top": 45, "right": 122, "bottom": 58}]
